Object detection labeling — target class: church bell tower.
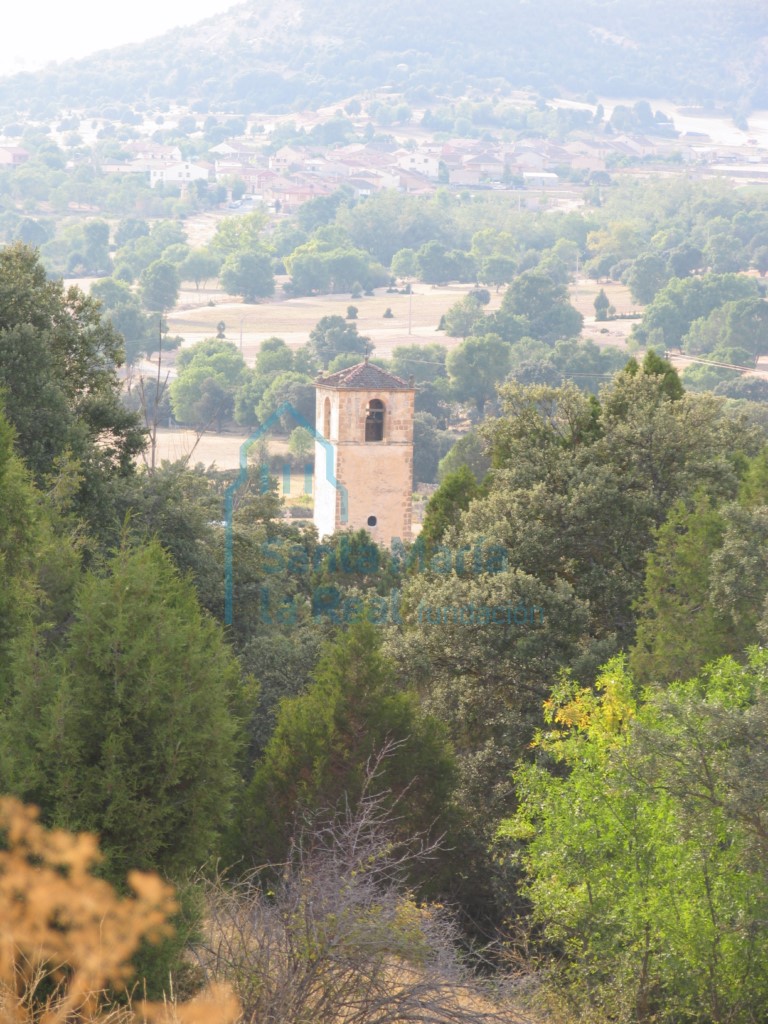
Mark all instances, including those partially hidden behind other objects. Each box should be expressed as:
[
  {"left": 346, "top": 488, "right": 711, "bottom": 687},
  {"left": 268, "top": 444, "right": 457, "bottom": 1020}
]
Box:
[{"left": 313, "top": 360, "right": 415, "bottom": 545}]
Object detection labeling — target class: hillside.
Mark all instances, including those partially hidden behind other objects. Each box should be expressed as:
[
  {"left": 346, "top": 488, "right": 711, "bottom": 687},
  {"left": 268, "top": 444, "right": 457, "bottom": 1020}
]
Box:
[{"left": 1, "top": 0, "right": 767, "bottom": 120}]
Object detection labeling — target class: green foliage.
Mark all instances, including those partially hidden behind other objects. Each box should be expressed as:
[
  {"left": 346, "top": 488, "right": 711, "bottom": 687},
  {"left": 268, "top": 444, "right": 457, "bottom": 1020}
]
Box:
[
  {"left": 390, "top": 343, "right": 447, "bottom": 384},
  {"left": 170, "top": 339, "right": 246, "bottom": 430},
  {"left": 635, "top": 273, "right": 761, "bottom": 349},
  {"left": 209, "top": 210, "right": 269, "bottom": 259},
  {"left": 309, "top": 314, "right": 370, "bottom": 368},
  {"left": 139, "top": 258, "right": 180, "bottom": 312},
  {"left": 0, "top": 243, "right": 145, "bottom": 520},
  {"left": 179, "top": 249, "right": 221, "bottom": 291},
  {"left": 477, "top": 253, "right": 517, "bottom": 290},
  {"left": 391, "top": 248, "right": 417, "bottom": 279},
  {"left": 624, "top": 251, "right": 671, "bottom": 304},
  {"left": 420, "top": 465, "right": 483, "bottom": 550},
  {"left": 630, "top": 494, "right": 732, "bottom": 685},
  {"left": 285, "top": 239, "right": 388, "bottom": 296},
  {"left": 738, "top": 444, "right": 768, "bottom": 506},
  {"left": 91, "top": 276, "right": 163, "bottom": 365},
  {"left": 507, "top": 337, "right": 627, "bottom": 395},
  {"left": 3, "top": 539, "right": 242, "bottom": 885},
  {"left": 256, "top": 371, "right": 315, "bottom": 429},
  {"left": 682, "top": 351, "right": 750, "bottom": 393},
  {"left": 326, "top": 351, "right": 363, "bottom": 372},
  {"left": 415, "top": 241, "right": 475, "bottom": 285},
  {"left": 396, "top": 553, "right": 591, "bottom": 832},
  {"left": 287, "top": 425, "right": 314, "bottom": 465},
  {"left": 295, "top": 189, "right": 353, "bottom": 234},
  {"left": 479, "top": 373, "right": 754, "bottom": 653},
  {"left": 441, "top": 293, "right": 485, "bottom": 338},
  {"left": 507, "top": 651, "right": 768, "bottom": 1024},
  {"left": 39, "top": 218, "right": 112, "bottom": 276},
  {"left": 338, "top": 191, "right": 450, "bottom": 267},
  {"left": 446, "top": 332, "right": 510, "bottom": 416},
  {"left": 113, "top": 220, "right": 187, "bottom": 281},
  {"left": 636, "top": 348, "right": 684, "bottom": 400},
  {"left": 496, "top": 270, "right": 583, "bottom": 344},
  {"left": 412, "top": 412, "right": 453, "bottom": 485},
  {"left": 233, "top": 620, "right": 457, "bottom": 872},
  {"left": 391, "top": 342, "right": 450, "bottom": 417},
  {"left": 593, "top": 287, "right": 610, "bottom": 321},
  {"left": 219, "top": 249, "right": 275, "bottom": 302},
  {"left": 255, "top": 336, "right": 295, "bottom": 377},
  {"left": 0, "top": 410, "right": 58, "bottom": 705},
  {"left": 684, "top": 296, "right": 768, "bottom": 362},
  {"left": 112, "top": 460, "right": 224, "bottom": 614},
  {"left": 115, "top": 216, "right": 149, "bottom": 247},
  {"left": 437, "top": 429, "right": 490, "bottom": 482}
]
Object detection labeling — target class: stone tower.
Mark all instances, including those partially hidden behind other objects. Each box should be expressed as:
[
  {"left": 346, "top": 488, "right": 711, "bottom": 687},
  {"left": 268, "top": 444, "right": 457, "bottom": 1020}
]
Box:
[{"left": 313, "top": 359, "right": 415, "bottom": 545}]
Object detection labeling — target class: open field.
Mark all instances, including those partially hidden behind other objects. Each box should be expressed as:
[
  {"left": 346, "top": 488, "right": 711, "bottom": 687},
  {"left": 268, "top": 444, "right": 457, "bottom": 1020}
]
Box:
[
  {"left": 167, "top": 281, "right": 500, "bottom": 364},
  {"left": 570, "top": 277, "right": 638, "bottom": 349},
  {"left": 146, "top": 426, "right": 291, "bottom": 471},
  {"left": 168, "top": 275, "right": 636, "bottom": 366}
]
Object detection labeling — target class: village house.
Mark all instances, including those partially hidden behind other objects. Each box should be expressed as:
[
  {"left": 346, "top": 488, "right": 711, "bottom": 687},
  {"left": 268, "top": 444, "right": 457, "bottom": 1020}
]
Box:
[
  {"left": 268, "top": 146, "right": 307, "bottom": 172},
  {"left": 394, "top": 149, "right": 441, "bottom": 179},
  {"left": 393, "top": 167, "right": 435, "bottom": 194},
  {"left": 462, "top": 151, "right": 505, "bottom": 178},
  {"left": 448, "top": 165, "right": 483, "bottom": 186},
  {"left": 123, "top": 141, "right": 183, "bottom": 164},
  {"left": 264, "top": 177, "right": 335, "bottom": 212},
  {"left": 612, "top": 134, "right": 657, "bottom": 158},
  {"left": 149, "top": 160, "right": 212, "bottom": 188},
  {"left": 0, "top": 146, "right": 29, "bottom": 166}
]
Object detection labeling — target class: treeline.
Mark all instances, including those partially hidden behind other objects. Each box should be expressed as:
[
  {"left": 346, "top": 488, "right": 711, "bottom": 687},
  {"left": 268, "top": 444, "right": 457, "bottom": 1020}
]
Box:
[{"left": 0, "top": 0, "right": 765, "bottom": 118}]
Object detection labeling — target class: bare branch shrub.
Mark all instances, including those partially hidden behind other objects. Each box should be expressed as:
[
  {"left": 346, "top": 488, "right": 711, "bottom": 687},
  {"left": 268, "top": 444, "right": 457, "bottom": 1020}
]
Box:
[{"left": 193, "top": 753, "right": 529, "bottom": 1024}]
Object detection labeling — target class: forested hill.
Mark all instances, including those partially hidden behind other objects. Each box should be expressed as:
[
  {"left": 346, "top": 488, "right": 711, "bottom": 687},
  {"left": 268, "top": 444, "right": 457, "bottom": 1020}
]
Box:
[{"left": 2, "top": 0, "right": 767, "bottom": 119}]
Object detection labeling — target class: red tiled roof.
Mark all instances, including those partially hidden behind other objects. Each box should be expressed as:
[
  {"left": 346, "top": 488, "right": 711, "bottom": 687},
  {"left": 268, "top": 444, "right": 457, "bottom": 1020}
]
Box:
[{"left": 316, "top": 360, "right": 412, "bottom": 391}]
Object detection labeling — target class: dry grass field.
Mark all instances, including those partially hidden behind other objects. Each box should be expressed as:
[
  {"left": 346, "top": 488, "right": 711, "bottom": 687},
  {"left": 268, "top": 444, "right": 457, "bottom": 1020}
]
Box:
[
  {"left": 148, "top": 426, "right": 303, "bottom": 472},
  {"left": 569, "top": 277, "right": 638, "bottom": 349},
  {"left": 167, "top": 274, "right": 637, "bottom": 366},
  {"left": 167, "top": 280, "right": 500, "bottom": 364}
]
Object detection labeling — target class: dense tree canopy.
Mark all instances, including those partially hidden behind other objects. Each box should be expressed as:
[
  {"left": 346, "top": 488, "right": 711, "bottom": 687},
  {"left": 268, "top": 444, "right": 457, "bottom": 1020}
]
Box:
[
  {"left": 219, "top": 249, "right": 275, "bottom": 302},
  {"left": 309, "top": 315, "right": 370, "bottom": 368},
  {"left": 170, "top": 338, "right": 247, "bottom": 430},
  {"left": 232, "top": 620, "right": 457, "bottom": 878},
  {"left": 508, "top": 650, "right": 768, "bottom": 1024},
  {"left": 3, "top": 539, "right": 242, "bottom": 884},
  {"left": 0, "top": 243, "right": 145, "bottom": 522}
]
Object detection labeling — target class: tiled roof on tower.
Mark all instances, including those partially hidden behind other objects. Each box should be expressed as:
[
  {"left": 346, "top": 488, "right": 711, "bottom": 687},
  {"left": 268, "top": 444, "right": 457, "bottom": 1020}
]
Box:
[{"left": 315, "top": 359, "right": 413, "bottom": 391}]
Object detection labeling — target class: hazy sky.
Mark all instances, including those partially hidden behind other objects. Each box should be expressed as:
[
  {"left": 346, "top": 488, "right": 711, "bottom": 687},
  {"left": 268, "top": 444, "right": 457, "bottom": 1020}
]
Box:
[{"left": 4, "top": 0, "right": 237, "bottom": 76}]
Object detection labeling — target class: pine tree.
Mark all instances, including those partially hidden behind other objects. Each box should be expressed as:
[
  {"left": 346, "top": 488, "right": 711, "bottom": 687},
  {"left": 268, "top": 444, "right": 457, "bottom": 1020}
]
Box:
[
  {"left": 234, "top": 620, "right": 456, "bottom": 872},
  {"left": 10, "top": 539, "right": 244, "bottom": 884},
  {"left": 593, "top": 287, "right": 610, "bottom": 321},
  {"left": 630, "top": 494, "right": 729, "bottom": 684}
]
